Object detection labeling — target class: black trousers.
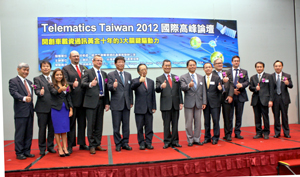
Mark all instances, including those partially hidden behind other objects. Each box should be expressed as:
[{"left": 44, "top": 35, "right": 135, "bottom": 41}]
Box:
[
  {"left": 229, "top": 95, "right": 245, "bottom": 136},
  {"left": 203, "top": 102, "right": 220, "bottom": 141},
  {"left": 68, "top": 106, "right": 86, "bottom": 148},
  {"left": 36, "top": 112, "right": 54, "bottom": 152},
  {"left": 14, "top": 113, "right": 33, "bottom": 156},
  {"left": 135, "top": 112, "right": 153, "bottom": 146},
  {"left": 161, "top": 106, "right": 179, "bottom": 145},
  {"left": 86, "top": 98, "right": 104, "bottom": 148},
  {"left": 272, "top": 94, "right": 290, "bottom": 136},
  {"left": 112, "top": 103, "right": 130, "bottom": 147},
  {"left": 253, "top": 99, "right": 270, "bottom": 135},
  {"left": 221, "top": 94, "right": 232, "bottom": 137}
]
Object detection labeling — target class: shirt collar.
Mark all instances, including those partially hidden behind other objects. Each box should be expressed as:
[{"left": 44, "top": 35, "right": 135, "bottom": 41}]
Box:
[
  {"left": 18, "top": 75, "right": 26, "bottom": 82},
  {"left": 93, "top": 67, "right": 101, "bottom": 72},
  {"left": 232, "top": 67, "right": 240, "bottom": 70}
]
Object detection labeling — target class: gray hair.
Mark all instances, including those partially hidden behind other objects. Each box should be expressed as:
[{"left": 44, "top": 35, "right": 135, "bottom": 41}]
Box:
[
  {"left": 18, "top": 63, "right": 29, "bottom": 69},
  {"left": 93, "top": 55, "right": 102, "bottom": 61},
  {"left": 213, "top": 58, "right": 223, "bottom": 65}
]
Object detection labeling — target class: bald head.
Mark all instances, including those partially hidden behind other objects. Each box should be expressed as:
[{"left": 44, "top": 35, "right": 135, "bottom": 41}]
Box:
[{"left": 69, "top": 50, "right": 80, "bottom": 65}]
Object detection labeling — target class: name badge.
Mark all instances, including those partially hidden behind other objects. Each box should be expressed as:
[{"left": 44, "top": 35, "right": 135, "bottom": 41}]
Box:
[
  {"left": 265, "top": 79, "right": 269, "bottom": 83},
  {"left": 210, "top": 81, "right": 215, "bottom": 85},
  {"left": 200, "top": 82, "right": 203, "bottom": 85}
]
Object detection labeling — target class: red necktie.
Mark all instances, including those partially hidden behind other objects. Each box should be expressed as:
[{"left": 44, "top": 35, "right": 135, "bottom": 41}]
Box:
[
  {"left": 24, "top": 80, "right": 31, "bottom": 97},
  {"left": 167, "top": 74, "right": 172, "bottom": 88},
  {"left": 76, "top": 65, "right": 81, "bottom": 78},
  {"left": 144, "top": 81, "right": 147, "bottom": 89}
]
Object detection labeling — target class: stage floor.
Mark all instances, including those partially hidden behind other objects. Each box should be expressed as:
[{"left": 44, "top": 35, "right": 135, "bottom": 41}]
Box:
[{"left": 5, "top": 124, "right": 300, "bottom": 172}]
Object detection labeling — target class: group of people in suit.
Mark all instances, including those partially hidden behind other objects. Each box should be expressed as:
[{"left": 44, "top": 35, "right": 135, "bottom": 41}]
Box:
[{"left": 9, "top": 51, "right": 293, "bottom": 159}]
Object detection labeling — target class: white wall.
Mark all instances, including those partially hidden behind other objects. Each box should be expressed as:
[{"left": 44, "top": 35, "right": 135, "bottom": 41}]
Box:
[{"left": 1, "top": 0, "right": 298, "bottom": 140}]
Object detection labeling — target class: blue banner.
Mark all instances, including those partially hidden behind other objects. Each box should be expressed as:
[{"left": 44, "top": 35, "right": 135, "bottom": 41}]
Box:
[{"left": 38, "top": 17, "right": 238, "bottom": 70}]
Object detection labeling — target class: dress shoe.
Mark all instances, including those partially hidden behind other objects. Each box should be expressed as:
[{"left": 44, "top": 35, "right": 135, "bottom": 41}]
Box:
[
  {"left": 79, "top": 145, "right": 89, "bottom": 150},
  {"left": 235, "top": 135, "right": 244, "bottom": 139},
  {"left": 40, "top": 151, "right": 45, "bottom": 155},
  {"left": 116, "top": 146, "right": 121, "bottom": 152},
  {"left": 90, "top": 147, "right": 96, "bottom": 154},
  {"left": 226, "top": 136, "right": 232, "bottom": 141},
  {"left": 122, "top": 145, "right": 132, "bottom": 150},
  {"left": 24, "top": 154, "right": 35, "bottom": 158},
  {"left": 146, "top": 144, "right": 154, "bottom": 149},
  {"left": 253, "top": 134, "right": 263, "bottom": 139},
  {"left": 96, "top": 146, "right": 107, "bottom": 151},
  {"left": 139, "top": 145, "right": 145, "bottom": 150},
  {"left": 264, "top": 134, "right": 269, "bottom": 139},
  {"left": 68, "top": 147, "right": 73, "bottom": 154},
  {"left": 172, "top": 143, "right": 182, "bottom": 147},
  {"left": 194, "top": 142, "right": 203, "bottom": 146},
  {"left": 274, "top": 134, "right": 280, "bottom": 138},
  {"left": 202, "top": 139, "right": 211, "bottom": 144},
  {"left": 163, "top": 144, "right": 170, "bottom": 149},
  {"left": 47, "top": 148, "right": 56, "bottom": 153},
  {"left": 284, "top": 135, "right": 291, "bottom": 138},
  {"left": 188, "top": 143, "right": 193, "bottom": 146},
  {"left": 212, "top": 140, "right": 218, "bottom": 145},
  {"left": 223, "top": 136, "right": 227, "bottom": 140},
  {"left": 16, "top": 154, "right": 27, "bottom": 160}
]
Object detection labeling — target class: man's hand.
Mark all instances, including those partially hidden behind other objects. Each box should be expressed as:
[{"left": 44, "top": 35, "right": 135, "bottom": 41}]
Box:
[
  {"left": 105, "top": 105, "right": 110, "bottom": 112},
  {"left": 256, "top": 83, "right": 260, "bottom": 91},
  {"left": 139, "top": 76, "right": 146, "bottom": 83},
  {"left": 179, "top": 104, "right": 183, "bottom": 110},
  {"left": 40, "top": 87, "right": 45, "bottom": 96},
  {"left": 189, "top": 80, "right": 194, "bottom": 88},
  {"left": 234, "top": 89, "right": 240, "bottom": 95},
  {"left": 130, "top": 104, "right": 133, "bottom": 108},
  {"left": 218, "top": 83, "right": 222, "bottom": 91},
  {"left": 25, "top": 96, "right": 31, "bottom": 102},
  {"left": 73, "top": 78, "right": 79, "bottom": 88},
  {"left": 226, "top": 96, "right": 233, "bottom": 103},
  {"left": 113, "top": 79, "right": 118, "bottom": 89},
  {"left": 268, "top": 101, "right": 273, "bottom": 107},
  {"left": 284, "top": 79, "right": 289, "bottom": 85},
  {"left": 161, "top": 80, "right": 167, "bottom": 89},
  {"left": 223, "top": 77, "right": 229, "bottom": 83},
  {"left": 91, "top": 77, "right": 97, "bottom": 87},
  {"left": 202, "top": 104, "right": 206, "bottom": 109},
  {"left": 152, "top": 109, "right": 156, "bottom": 113},
  {"left": 236, "top": 81, "right": 242, "bottom": 89}
]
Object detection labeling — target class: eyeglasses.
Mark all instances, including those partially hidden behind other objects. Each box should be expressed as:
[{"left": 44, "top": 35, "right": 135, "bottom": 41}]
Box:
[{"left": 215, "top": 63, "right": 222, "bottom": 65}]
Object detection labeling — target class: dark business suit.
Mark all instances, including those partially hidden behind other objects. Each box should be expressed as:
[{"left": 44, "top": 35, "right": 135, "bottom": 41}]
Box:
[
  {"left": 249, "top": 73, "right": 274, "bottom": 136},
  {"left": 107, "top": 70, "right": 133, "bottom": 147},
  {"left": 131, "top": 77, "right": 156, "bottom": 146},
  {"left": 271, "top": 72, "right": 293, "bottom": 136},
  {"left": 82, "top": 68, "right": 110, "bottom": 148},
  {"left": 227, "top": 68, "right": 249, "bottom": 136},
  {"left": 34, "top": 75, "right": 54, "bottom": 153},
  {"left": 203, "top": 74, "right": 222, "bottom": 141},
  {"left": 9, "top": 76, "right": 34, "bottom": 156},
  {"left": 156, "top": 74, "right": 183, "bottom": 146},
  {"left": 212, "top": 70, "right": 234, "bottom": 139},
  {"left": 62, "top": 64, "right": 86, "bottom": 148}
]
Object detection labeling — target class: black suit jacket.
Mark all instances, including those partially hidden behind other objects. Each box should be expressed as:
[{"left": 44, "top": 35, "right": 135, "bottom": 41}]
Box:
[
  {"left": 212, "top": 70, "right": 234, "bottom": 98},
  {"left": 62, "top": 64, "right": 86, "bottom": 107},
  {"left": 131, "top": 77, "right": 156, "bottom": 114},
  {"left": 34, "top": 75, "right": 52, "bottom": 113},
  {"left": 204, "top": 74, "right": 222, "bottom": 108},
  {"left": 81, "top": 68, "right": 110, "bottom": 109},
  {"left": 227, "top": 68, "right": 249, "bottom": 102},
  {"left": 155, "top": 74, "right": 183, "bottom": 111},
  {"left": 9, "top": 76, "right": 34, "bottom": 118},
  {"left": 48, "top": 84, "right": 73, "bottom": 110},
  {"left": 271, "top": 72, "right": 293, "bottom": 105},
  {"left": 249, "top": 73, "right": 274, "bottom": 106},
  {"left": 107, "top": 70, "right": 133, "bottom": 110}
]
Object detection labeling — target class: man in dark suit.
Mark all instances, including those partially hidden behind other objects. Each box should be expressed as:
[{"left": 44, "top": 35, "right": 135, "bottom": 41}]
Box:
[
  {"left": 9, "top": 63, "right": 35, "bottom": 160},
  {"left": 107, "top": 56, "right": 133, "bottom": 152},
  {"left": 180, "top": 59, "right": 206, "bottom": 146},
  {"left": 131, "top": 64, "right": 156, "bottom": 150},
  {"left": 62, "top": 50, "right": 89, "bottom": 153},
  {"left": 249, "top": 62, "right": 274, "bottom": 139},
  {"left": 212, "top": 59, "right": 234, "bottom": 141},
  {"left": 203, "top": 63, "right": 222, "bottom": 145},
  {"left": 226, "top": 56, "right": 249, "bottom": 139},
  {"left": 272, "top": 60, "right": 293, "bottom": 138},
  {"left": 156, "top": 59, "right": 183, "bottom": 149},
  {"left": 81, "top": 55, "right": 110, "bottom": 154},
  {"left": 34, "top": 61, "right": 56, "bottom": 155}
]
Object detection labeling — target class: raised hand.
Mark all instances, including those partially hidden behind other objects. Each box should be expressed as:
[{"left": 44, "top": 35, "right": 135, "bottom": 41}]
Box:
[
  {"left": 283, "top": 79, "right": 289, "bottom": 85},
  {"left": 218, "top": 83, "right": 222, "bottom": 90},
  {"left": 189, "top": 80, "right": 194, "bottom": 88},
  {"left": 256, "top": 83, "right": 260, "bottom": 91},
  {"left": 91, "top": 77, "right": 97, "bottom": 87},
  {"left": 113, "top": 79, "right": 118, "bottom": 88},
  {"left": 61, "top": 84, "right": 67, "bottom": 91},
  {"left": 73, "top": 78, "right": 79, "bottom": 88},
  {"left": 223, "top": 77, "right": 229, "bottom": 83},
  {"left": 139, "top": 76, "right": 146, "bottom": 83},
  {"left": 161, "top": 80, "right": 167, "bottom": 89},
  {"left": 236, "top": 81, "right": 242, "bottom": 89},
  {"left": 40, "top": 87, "right": 45, "bottom": 96}
]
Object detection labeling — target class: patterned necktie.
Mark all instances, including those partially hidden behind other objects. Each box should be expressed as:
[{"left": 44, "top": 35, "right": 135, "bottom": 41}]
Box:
[
  {"left": 234, "top": 69, "right": 239, "bottom": 88},
  {"left": 167, "top": 74, "right": 172, "bottom": 88},
  {"left": 97, "top": 70, "right": 103, "bottom": 95},
  {"left": 76, "top": 65, "right": 81, "bottom": 78},
  {"left": 120, "top": 72, "right": 125, "bottom": 85},
  {"left": 191, "top": 74, "right": 197, "bottom": 89},
  {"left": 258, "top": 74, "right": 261, "bottom": 82},
  {"left": 24, "top": 80, "right": 31, "bottom": 97},
  {"left": 47, "top": 76, "right": 51, "bottom": 83},
  {"left": 207, "top": 76, "right": 210, "bottom": 89},
  {"left": 277, "top": 74, "right": 281, "bottom": 95}
]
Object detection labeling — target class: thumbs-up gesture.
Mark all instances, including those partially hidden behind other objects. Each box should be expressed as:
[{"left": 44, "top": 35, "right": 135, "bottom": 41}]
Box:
[
  {"left": 73, "top": 78, "right": 79, "bottom": 88},
  {"left": 161, "top": 80, "right": 167, "bottom": 89},
  {"left": 91, "top": 77, "right": 97, "bottom": 87},
  {"left": 139, "top": 76, "right": 146, "bottom": 83},
  {"left": 236, "top": 81, "right": 242, "bottom": 89},
  {"left": 61, "top": 84, "right": 67, "bottom": 91},
  {"left": 223, "top": 77, "right": 229, "bottom": 83},
  {"left": 189, "top": 80, "right": 194, "bottom": 88},
  {"left": 256, "top": 83, "right": 260, "bottom": 91},
  {"left": 218, "top": 83, "right": 222, "bottom": 90},
  {"left": 113, "top": 79, "right": 118, "bottom": 88},
  {"left": 40, "top": 86, "right": 45, "bottom": 96}
]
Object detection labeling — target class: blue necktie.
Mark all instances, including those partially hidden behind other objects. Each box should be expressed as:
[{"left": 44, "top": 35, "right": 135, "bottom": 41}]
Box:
[
  {"left": 234, "top": 69, "right": 239, "bottom": 88},
  {"left": 97, "top": 70, "right": 103, "bottom": 95},
  {"left": 191, "top": 74, "right": 197, "bottom": 89},
  {"left": 120, "top": 72, "right": 125, "bottom": 85}
]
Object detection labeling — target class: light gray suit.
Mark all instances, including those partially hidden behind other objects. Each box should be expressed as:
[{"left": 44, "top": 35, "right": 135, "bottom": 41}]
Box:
[{"left": 180, "top": 73, "right": 207, "bottom": 143}]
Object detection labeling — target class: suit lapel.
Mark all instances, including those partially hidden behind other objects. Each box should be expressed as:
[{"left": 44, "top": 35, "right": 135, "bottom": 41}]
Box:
[{"left": 17, "top": 77, "right": 29, "bottom": 96}]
